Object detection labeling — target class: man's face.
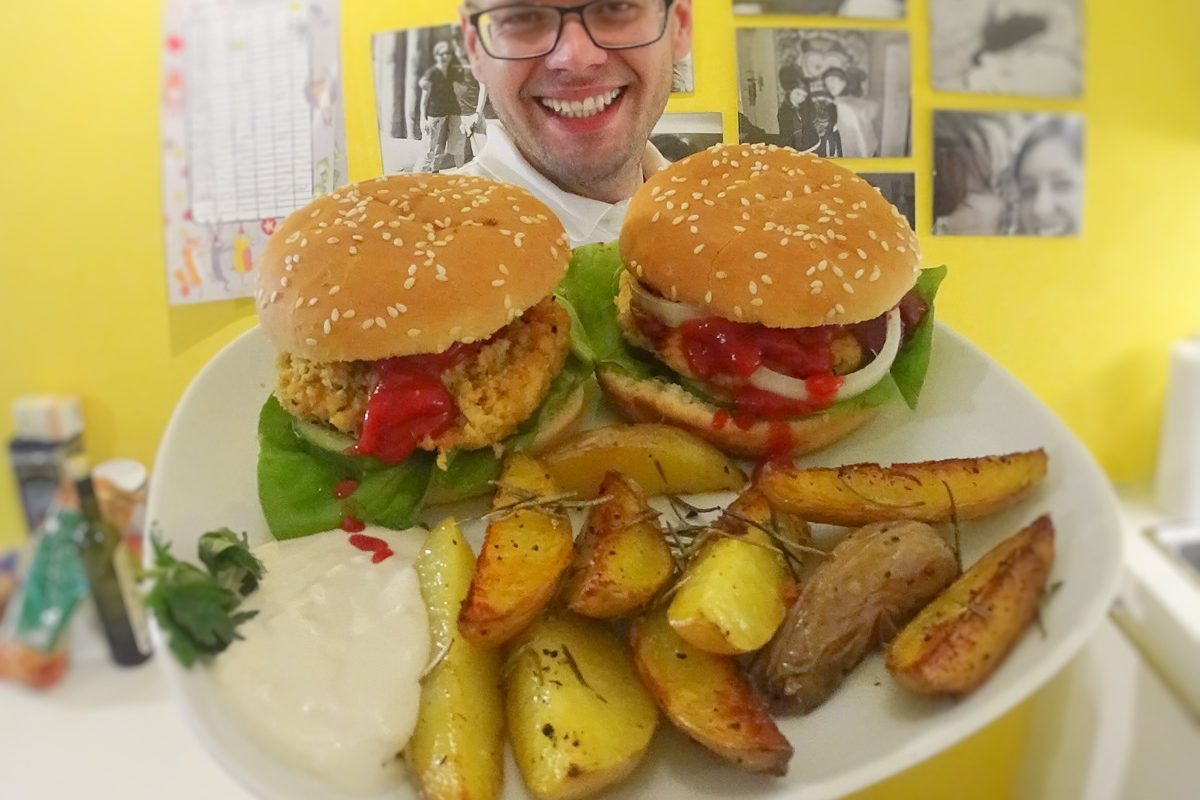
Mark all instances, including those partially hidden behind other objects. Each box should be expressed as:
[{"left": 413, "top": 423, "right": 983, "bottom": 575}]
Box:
[{"left": 462, "top": 0, "right": 692, "bottom": 195}]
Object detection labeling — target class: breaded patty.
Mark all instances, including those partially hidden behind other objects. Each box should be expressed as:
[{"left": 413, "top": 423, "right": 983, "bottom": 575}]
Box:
[
  {"left": 616, "top": 272, "right": 864, "bottom": 393},
  {"left": 275, "top": 298, "right": 570, "bottom": 453}
]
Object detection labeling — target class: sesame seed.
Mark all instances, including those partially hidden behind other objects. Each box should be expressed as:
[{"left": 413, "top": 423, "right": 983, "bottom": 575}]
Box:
[
  {"left": 343, "top": 309, "right": 356, "bottom": 319},
  {"left": 733, "top": 225, "right": 746, "bottom": 233},
  {"left": 835, "top": 304, "right": 845, "bottom": 314},
  {"left": 327, "top": 237, "right": 339, "bottom": 244},
  {"left": 754, "top": 252, "right": 767, "bottom": 260},
  {"left": 843, "top": 283, "right": 855, "bottom": 294},
  {"left": 749, "top": 281, "right": 758, "bottom": 295},
  {"left": 331, "top": 308, "right": 340, "bottom": 321},
  {"left": 294, "top": 298, "right": 304, "bottom": 309},
  {"left": 704, "top": 290, "right": 713, "bottom": 303},
  {"left": 715, "top": 270, "right": 727, "bottom": 279},
  {"left": 734, "top": 305, "right": 743, "bottom": 318},
  {"left": 375, "top": 317, "right": 387, "bottom": 328},
  {"left": 280, "top": 276, "right": 289, "bottom": 288},
  {"left": 323, "top": 320, "right": 331, "bottom": 335},
  {"left": 868, "top": 230, "right": 878, "bottom": 240},
  {"left": 762, "top": 274, "right": 773, "bottom": 285},
  {"left": 818, "top": 259, "right": 829, "bottom": 270},
  {"left": 751, "top": 298, "right": 764, "bottom": 306},
  {"left": 780, "top": 238, "right": 790, "bottom": 246},
  {"left": 305, "top": 337, "right": 317, "bottom": 346},
  {"left": 408, "top": 329, "right": 421, "bottom": 338},
  {"left": 349, "top": 246, "right": 358, "bottom": 255},
  {"left": 806, "top": 266, "right": 817, "bottom": 276},
  {"left": 382, "top": 232, "right": 392, "bottom": 241},
  {"left": 387, "top": 306, "right": 399, "bottom": 318},
  {"left": 897, "top": 245, "right": 907, "bottom": 253},
  {"left": 404, "top": 277, "right": 416, "bottom": 289},
  {"left": 492, "top": 279, "right": 505, "bottom": 287},
  {"left": 651, "top": 212, "right": 661, "bottom": 223},
  {"left": 690, "top": 225, "right": 699, "bottom": 234},
  {"left": 694, "top": 244, "right": 705, "bottom": 254},
  {"left": 300, "top": 238, "right": 308, "bottom": 247},
  {"left": 854, "top": 269, "right": 865, "bottom": 279},
  {"left": 882, "top": 240, "right": 890, "bottom": 251},
  {"left": 838, "top": 252, "right": 849, "bottom": 260},
  {"left": 362, "top": 319, "right": 375, "bottom": 330}
]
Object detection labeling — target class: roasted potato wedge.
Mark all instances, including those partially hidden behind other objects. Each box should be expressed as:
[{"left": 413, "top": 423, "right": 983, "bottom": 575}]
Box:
[
  {"left": 887, "top": 515, "right": 1055, "bottom": 696},
  {"left": 631, "top": 606, "right": 793, "bottom": 776},
  {"left": 540, "top": 423, "right": 747, "bottom": 499},
  {"left": 505, "top": 613, "right": 658, "bottom": 800},
  {"left": 754, "top": 521, "right": 959, "bottom": 713},
  {"left": 561, "top": 472, "right": 674, "bottom": 619},
  {"left": 667, "top": 488, "right": 799, "bottom": 655},
  {"left": 459, "top": 454, "right": 574, "bottom": 648},
  {"left": 408, "top": 518, "right": 504, "bottom": 800},
  {"left": 756, "top": 450, "right": 1048, "bottom": 527}
]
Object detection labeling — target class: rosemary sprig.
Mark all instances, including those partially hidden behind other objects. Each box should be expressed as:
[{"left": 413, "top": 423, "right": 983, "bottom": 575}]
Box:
[{"left": 836, "top": 468, "right": 926, "bottom": 509}]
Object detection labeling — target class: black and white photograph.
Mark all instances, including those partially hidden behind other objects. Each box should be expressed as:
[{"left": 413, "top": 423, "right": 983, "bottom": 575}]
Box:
[
  {"left": 933, "top": 111, "right": 1084, "bottom": 237},
  {"left": 930, "top": 0, "right": 1083, "bottom": 97},
  {"left": 672, "top": 52, "right": 695, "bottom": 94},
  {"left": 860, "top": 172, "right": 916, "bottom": 230},
  {"left": 736, "top": 28, "right": 911, "bottom": 158},
  {"left": 372, "top": 25, "right": 497, "bottom": 175},
  {"left": 650, "top": 112, "right": 724, "bottom": 163},
  {"left": 733, "top": 0, "right": 905, "bottom": 19}
]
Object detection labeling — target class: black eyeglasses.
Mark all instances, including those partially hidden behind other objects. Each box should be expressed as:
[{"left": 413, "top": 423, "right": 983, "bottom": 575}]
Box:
[{"left": 468, "top": 0, "right": 676, "bottom": 61}]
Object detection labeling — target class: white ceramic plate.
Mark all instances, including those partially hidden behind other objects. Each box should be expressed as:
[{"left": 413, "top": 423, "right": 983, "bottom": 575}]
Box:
[{"left": 147, "top": 322, "right": 1124, "bottom": 800}]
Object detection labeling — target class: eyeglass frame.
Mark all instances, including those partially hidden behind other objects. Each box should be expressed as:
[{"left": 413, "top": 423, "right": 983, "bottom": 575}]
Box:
[{"left": 466, "top": 0, "right": 678, "bottom": 61}]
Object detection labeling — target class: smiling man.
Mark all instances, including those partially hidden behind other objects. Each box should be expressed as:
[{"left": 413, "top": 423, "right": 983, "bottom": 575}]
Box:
[{"left": 455, "top": 0, "right": 693, "bottom": 245}]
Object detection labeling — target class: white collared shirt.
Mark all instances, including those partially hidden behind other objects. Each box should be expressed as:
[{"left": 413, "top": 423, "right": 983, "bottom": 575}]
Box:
[{"left": 452, "top": 121, "right": 669, "bottom": 247}]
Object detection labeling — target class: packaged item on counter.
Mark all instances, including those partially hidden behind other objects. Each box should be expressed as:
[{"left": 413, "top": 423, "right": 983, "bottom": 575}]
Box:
[
  {"left": 0, "top": 508, "right": 89, "bottom": 689},
  {"left": 93, "top": 459, "right": 148, "bottom": 566},
  {"left": 69, "top": 456, "right": 153, "bottom": 666},
  {"left": 7, "top": 395, "right": 85, "bottom": 538}
]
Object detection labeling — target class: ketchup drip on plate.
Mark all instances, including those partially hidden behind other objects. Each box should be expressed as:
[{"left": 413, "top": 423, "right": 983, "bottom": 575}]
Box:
[
  {"left": 348, "top": 533, "right": 394, "bottom": 564},
  {"left": 351, "top": 343, "right": 474, "bottom": 464}
]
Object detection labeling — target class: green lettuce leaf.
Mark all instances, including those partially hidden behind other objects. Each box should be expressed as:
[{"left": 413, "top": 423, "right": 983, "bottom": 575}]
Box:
[
  {"left": 891, "top": 265, "right": 947, "bottom": 409},
  {"left": 257, "top": 396, "right": 433, "bottom": 540},
  {"left": 257, "top": 352, "right": 593, "bottom": 538}
]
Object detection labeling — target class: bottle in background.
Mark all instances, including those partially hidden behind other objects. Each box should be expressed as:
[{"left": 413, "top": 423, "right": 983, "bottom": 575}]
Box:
[
  {"left": 8, "top": 395, "right": 85, "bottom": 537},
  {"left": 67, "top": 456, "right": 153, "bottom": 667}
]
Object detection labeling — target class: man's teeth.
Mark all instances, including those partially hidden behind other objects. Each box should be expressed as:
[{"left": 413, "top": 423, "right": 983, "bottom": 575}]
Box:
[{"left": 540, "top": 89, "right": 621, "bottom": 118}]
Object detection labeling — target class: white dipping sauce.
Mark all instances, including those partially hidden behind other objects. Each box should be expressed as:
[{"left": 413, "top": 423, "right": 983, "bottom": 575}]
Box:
[{"left": 210, "top": 526, "right": 430, "bottom": 793}]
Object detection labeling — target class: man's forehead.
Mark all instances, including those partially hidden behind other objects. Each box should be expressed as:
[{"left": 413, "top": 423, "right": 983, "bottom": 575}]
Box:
[{"left": 468, "top": 0, "right": 605, "bottom": 11}]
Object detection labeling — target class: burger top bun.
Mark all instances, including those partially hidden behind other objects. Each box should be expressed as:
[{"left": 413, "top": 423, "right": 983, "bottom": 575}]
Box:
[
  {"left": 620, "top": 143, "right": 922, "bottom": 328},
  {"left": 257, "top": 174, "right": 570, "bottom": 362}
]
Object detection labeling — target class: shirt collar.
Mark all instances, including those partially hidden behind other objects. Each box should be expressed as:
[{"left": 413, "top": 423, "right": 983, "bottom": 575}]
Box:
[{"left": 472, "top": 121, "right": 667, "bottom": 243}]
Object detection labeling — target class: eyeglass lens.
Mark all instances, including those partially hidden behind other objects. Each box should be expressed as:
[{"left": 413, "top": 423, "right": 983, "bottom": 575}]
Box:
[{"left": 478, "top": 0, "right": 668, "bottom": 59}]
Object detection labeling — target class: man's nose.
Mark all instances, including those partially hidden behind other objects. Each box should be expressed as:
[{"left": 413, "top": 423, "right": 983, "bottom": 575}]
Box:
[{"left": 544, "top": 15, "right": 608, "bottom": 70}]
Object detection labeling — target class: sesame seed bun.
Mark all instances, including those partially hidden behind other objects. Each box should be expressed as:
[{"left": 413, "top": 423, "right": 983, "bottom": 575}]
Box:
[
  {"left": 596, "top": 365, "right": 878, "bottom": 459},
  {"left": 256, "top": 174, "right": 570, "bottom": 362},
  {"left": 619, "top": 144, "right": 921, "bottom": 327}
]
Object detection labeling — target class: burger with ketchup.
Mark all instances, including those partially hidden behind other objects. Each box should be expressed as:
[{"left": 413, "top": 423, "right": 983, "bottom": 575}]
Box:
[
  {"left": 254, "top": 173, "right": 587, "bottom": 539},
  {"left": 562, "top": 143, "right": 944, "bottom": 459}
]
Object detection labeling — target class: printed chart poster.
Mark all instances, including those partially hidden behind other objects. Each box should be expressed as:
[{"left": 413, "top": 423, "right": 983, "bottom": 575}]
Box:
[{"left": 162, "top": 0, "right": 346, "bottom": 306}]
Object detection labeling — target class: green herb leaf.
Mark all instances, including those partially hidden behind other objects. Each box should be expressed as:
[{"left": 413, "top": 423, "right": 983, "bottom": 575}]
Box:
[
  {"left": 143, "top": 534, "right": 260, "bottom": 668},
  {"left": 198, "top": 528, "right": 264, "bottom": 596}
]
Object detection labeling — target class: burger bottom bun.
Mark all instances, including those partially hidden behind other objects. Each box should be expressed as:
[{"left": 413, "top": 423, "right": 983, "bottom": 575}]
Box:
[
  {"left": 423, "top": 385, "right": 586, "bottom": 506},
  {"left": 596, "top": 366, "right": 878, "bottom": 459}
]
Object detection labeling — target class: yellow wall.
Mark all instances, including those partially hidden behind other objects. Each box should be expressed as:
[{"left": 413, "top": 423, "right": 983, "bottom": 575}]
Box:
[{"left": 2, "top": 0, "right": 1200, "bottom": 795}]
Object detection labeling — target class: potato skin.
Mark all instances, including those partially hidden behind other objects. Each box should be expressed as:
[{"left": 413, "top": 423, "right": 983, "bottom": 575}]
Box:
[
  {"left": 505, "top": 613, "right": 658, "bottom": 800},
  {"left": 754, "top": 521, "right": 959, "bottom": 713},
  {"left": 756, "top": 450, "right": 1048, "bottom": 527},
  {"left": 458, "top": 454, "right": 574, "bottom": 648},
  {"left": 561, "top": 472, "right": 674, "bottom": 619},
  {"left": 887, "top": 515, "right": 1055, "bottom": 696},
  {"left": 631, "top": 607, "right": 793, "bottom": 776},
  {"left": 408, "top": 519, "right": 504, "bottom": 800},
  {"left": 667, "top": 488, "right": 797, "bottom": 655},
  {"left": 540, "top": 422, "right": 746, "bottom": 499}
]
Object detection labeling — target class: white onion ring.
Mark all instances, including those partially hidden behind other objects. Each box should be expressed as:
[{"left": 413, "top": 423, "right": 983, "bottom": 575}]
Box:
[
  {"left": 629, "top": 278, "right": 706, "bottom": 327},
  {"left": 748, "top": 309, "right": 903, "bottom": 404}
]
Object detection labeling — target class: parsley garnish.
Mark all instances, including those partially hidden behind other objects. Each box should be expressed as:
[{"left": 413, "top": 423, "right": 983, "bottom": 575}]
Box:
[{"left": 143, "top": 529, "right": 264, "bottom": 667}]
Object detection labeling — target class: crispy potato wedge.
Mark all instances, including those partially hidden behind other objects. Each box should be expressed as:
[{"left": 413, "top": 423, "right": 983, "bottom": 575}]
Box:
[
  {"left": 459, "top": 454, "right": 574, "bottom": 648},
  {"left": 754, "top": 521, "right": 959, "bottom": 713},
  {"left": 887, "top": 515, "right": 1055, "bottom": 696},
  {"left": 756, "top": 449, "right": 1048, "bottom": 527},
  {"left": 408, "top": 518, "right": 504, "bottom": 800},
  {"left": 667, "top": 488, "right": 798, "bottom": 655},
  {"left": 540, "top": 423, "right": 747, "bottom": 500},
  {"left": 561, "top": 472, "right": 674, "bottom": 619},
  {"left": 631, "top": 606, "right": 793, "bottom": 776},
  {"left": 505, "top": 613, "right": 658, "bottom": 800}
]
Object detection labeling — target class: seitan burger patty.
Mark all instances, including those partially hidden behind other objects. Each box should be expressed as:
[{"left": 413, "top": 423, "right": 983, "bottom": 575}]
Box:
[{"left": 274, "top": 297, "right": 570, "bottom": 454}]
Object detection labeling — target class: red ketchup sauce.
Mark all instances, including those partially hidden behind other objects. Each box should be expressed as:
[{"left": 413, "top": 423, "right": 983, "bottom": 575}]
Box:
[
  {"left": 350, "top": 343, "right": 474, "bottom": 465},
  {"left": 348, "top": 533, "right": 394, "bottom": 564},
  {"left": 677, "top": 318, "right": 844, "bottom": 418}
]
